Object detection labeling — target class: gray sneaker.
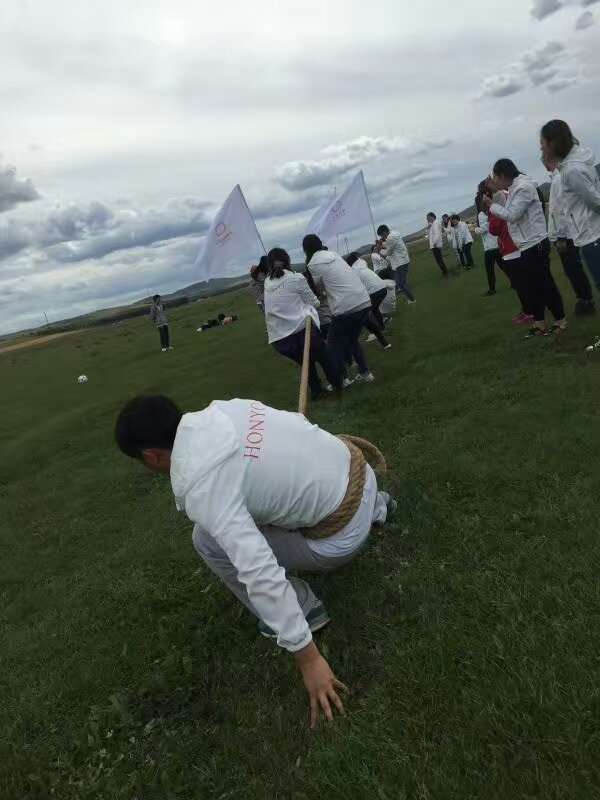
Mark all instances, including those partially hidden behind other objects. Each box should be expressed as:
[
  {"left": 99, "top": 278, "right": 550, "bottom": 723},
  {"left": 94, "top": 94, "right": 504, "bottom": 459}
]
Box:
[{"left": 259, "top": 602, "right": 331, "bottom": 639}]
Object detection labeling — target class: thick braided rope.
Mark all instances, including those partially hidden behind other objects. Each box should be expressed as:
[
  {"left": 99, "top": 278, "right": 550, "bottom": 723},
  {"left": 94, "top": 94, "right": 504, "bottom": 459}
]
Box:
[{"left": 302, "top": 435, "right": 387, "bottom": 541}]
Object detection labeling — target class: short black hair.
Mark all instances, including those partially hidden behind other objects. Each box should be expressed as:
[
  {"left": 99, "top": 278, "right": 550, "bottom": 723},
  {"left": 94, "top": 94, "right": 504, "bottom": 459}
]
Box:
[
  {"left": 153, "top": 294, "right": 161, "bottom": 302},
  {"left": 427, "top": 212, "right": 436, "bottom": 219},
  {"left": 492, "top": 159, "right": 521, "bottom": 180},
  {"left": 115, "top": 395, "right": 182, "bottom": 460},
  {"left": 217, "top": 313, "right": 225, "bottom": 321},
  {"left": 451, "top": 214, "right": 460, "bottom": 222},
  {"left": 540, "top": 119, "right": 578, "bottom": 161},
  {"left": 376, "top": 225, "right": 389, "bottom": 236},
  {"left": 345, "top": 252, "right": 360, "bottom": 266}
]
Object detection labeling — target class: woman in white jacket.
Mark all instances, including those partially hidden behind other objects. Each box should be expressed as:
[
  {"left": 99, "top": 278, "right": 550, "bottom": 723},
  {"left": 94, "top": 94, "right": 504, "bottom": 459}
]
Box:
[
  {"left": 540, "top": 119, "right": 600, "bottom": 294},
  {"left": 264, "top": 248, "right": 342, "bottom": 398},
  {"left": 486, "top": 159, "right": 567, "bottom": 337},
  {"left": 346, "top": 253, "right": 391, "bottom": 349},
  {"left": 303, "top": 235, "right": 374, "bottom": 384}
]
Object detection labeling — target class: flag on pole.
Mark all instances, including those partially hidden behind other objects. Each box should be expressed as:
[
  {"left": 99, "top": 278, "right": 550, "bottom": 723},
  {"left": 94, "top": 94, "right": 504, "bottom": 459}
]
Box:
[
  {"left": 305, "top": 171, "right": 375, "bottom": 243},
  {"left": 195, "top": 185, "right": 266, "bottom": 283}
]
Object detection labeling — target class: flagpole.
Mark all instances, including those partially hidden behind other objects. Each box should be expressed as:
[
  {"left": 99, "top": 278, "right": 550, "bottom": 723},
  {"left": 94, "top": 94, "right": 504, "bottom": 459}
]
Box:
[
  {"left": 361, "top": 171, "right": 378, "bottom": 240},
  {"left": 238, "top": 184, "right": 268, "bottom": 255}
]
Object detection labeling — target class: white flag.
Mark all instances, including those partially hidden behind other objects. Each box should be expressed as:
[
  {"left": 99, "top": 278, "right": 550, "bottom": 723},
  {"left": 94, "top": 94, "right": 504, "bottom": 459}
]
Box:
[
  {"left": 305, "top": 171, "right": 374, "bottom": 242},
  {"left": 195, "top": 185, "right": 265, "bottom": 282}
]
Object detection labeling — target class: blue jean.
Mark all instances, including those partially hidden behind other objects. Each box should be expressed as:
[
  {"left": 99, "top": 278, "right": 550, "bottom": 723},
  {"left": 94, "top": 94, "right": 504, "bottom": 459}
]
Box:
[
  {"left": 394, "top": 263, "right": 415, "bottom": 301},
  {"left": 328, "top": 308, "right": 370, "bottom": 377},
  {"left": 581, "top": 238, "right": 600, "bottom": 291}
]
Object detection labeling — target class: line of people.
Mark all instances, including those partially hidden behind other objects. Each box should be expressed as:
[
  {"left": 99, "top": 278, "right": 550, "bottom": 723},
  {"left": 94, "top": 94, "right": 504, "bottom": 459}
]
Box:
[
  {"left": 249, "top": 226, "right": 416, "bottom": 400},
  {"left": 476, "top": 119, "right": 599, "bottom": 337}
]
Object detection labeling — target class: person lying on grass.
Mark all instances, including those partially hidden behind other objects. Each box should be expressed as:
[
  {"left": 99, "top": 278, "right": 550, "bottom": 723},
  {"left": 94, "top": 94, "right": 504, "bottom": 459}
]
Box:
[{"left": 115, "top": 395, "right": 396, "bottom": 729}]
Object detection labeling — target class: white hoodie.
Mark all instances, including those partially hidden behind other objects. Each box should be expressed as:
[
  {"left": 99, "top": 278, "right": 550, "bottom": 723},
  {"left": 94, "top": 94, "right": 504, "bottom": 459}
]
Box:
[
  {"left": 380, "top": 231, "right": 410, "bottom": 267},
  {"left": 558, "top": 145, "right": 600, "bottom": 247},
  {"left": 264, "top": 271, "right": 319, "bottom": 344},
  {"left": 548, "top": 169, "right": 570, "bottom": 242},
  {"left": 351, "top": 258, "right": 387, "bottom": 296},
  {"left": 306, "top": 250, "right": 371, "bottom": 317},
  {"left": 489, "top": 175, "right": 548, "bottom": 251},
  {"left": 429, "top": 219, "right": 444, "bottom": 249},
  {"left": 170, "top": 400, "right": 351, "bottom": 652},
  {"left": 455, "top": 221, "right": 473, "bottom": 248},
  {"left": 475, "top": 211, "right": 499, "bottom": 251}
]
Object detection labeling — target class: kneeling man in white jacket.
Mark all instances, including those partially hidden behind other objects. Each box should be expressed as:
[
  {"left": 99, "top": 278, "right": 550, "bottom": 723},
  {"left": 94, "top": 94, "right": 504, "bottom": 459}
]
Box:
[{"left": 116, "top": 395, "right": 396, "bottom": 728}]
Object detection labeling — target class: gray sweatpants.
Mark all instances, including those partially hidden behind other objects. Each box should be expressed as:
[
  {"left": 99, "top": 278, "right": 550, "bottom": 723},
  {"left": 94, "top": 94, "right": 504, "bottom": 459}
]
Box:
[{"left": 192, "top": 469, "right": 388, "bottom": 620}]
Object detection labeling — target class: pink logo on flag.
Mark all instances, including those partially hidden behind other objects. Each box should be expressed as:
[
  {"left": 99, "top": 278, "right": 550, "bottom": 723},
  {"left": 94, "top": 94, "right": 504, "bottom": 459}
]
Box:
[
  {"left": 331, "top": 200, "right": 346, "bottom": 220},
  {"left": 215, "top": 221, "right": 234, "bottom": 248}
]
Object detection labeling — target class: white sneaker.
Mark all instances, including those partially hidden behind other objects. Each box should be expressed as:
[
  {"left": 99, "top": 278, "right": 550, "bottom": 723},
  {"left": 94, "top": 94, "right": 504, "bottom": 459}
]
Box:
[
  {"left": 383, "top": 344, "right": 392, "bottom": 350},
  {"left": 356, "top": 371, "right": 375, "bottom": 383},
  {"left": 161, "top": 348, "right": 167, "bottom": 352},
  {"left": 196, "top": 328, "right": 204, "bottom": 333},
  {"left": 342, "top": 377, "right": 355, "bottom": 388},
  {"left": 407, "top": 299, "right": 417, "bottom": 305},
  {"left": 325, "top": 384, "right": 334, "bottom": 392},
  {"left": 365, "top": 334, "right": 377, "bottom": 343}
]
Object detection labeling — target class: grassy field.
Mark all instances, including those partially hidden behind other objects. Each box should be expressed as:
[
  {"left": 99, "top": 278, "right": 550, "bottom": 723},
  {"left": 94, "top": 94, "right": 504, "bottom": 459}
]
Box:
[{"left": 2, "top": 240, "right": 599, "bottom": 800}]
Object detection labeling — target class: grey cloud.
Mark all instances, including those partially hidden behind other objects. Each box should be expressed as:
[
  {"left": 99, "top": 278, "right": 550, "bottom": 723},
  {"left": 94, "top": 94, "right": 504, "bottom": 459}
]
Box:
[
  {"left": 477, "top": 41, "right": 573, "bottom": 99},
  {"left": 575, "top": 9, "right": 595, "bottom": 27},
  {"left": 275, "top": 136, "right": 451, "bottom": 191},
  {"left": 0, "top": 196, "right": 212, "bottom": 264},
  {"left": 0, "top": 163, "right": 40, "bottom": 212},
  {"left": 531, "top": 0, "right": 563, "bottom": 19},
  {"left": 546, "top": 76, "right": 578, "bottom": 91}
]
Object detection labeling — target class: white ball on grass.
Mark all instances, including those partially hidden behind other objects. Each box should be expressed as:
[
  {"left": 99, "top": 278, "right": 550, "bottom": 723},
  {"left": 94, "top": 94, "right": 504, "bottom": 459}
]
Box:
[{"left": 78, "top": 375, "right": 88, "bottom": 383}]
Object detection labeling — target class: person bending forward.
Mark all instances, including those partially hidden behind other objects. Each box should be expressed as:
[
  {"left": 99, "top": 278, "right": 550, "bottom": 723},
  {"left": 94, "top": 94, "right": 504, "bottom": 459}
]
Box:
[{"left": 115, "top": 395, "right": 396, "bottom": 728}]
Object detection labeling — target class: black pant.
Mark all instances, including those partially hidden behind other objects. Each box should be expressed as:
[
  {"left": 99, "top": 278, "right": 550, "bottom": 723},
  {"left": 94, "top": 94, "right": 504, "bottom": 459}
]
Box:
[
  {"left": 158, "top": 325, "right": 170, "bottom": 349},
  {"left": 273, "top": 326, "right": 341, "bottom": 397},
  {"left": 484, "top": 248, "right": 502, "bottom": 292},
  {"left": 363, "top": 289, "right": 390, "bottom": 347},
  {"left": 499, "top": 258, "right": 530, "bottom": 314},
  {"left": 557, "top": 240, "right": 593, "bottom": 302},
  {"left": 463, "top": 242, "right": 474, "bottom": 267},
  {"left": 522, "top": 239, "right": 565, "bottom": 322},
  {"left": 457, "top": 248, "right": 466, "bottom": 266},
  {"left": 328, "top": 308, "right": 370, "bottom": 377},
  {"left": 432, "top": 247, "right": 448, "bottom": 276}
]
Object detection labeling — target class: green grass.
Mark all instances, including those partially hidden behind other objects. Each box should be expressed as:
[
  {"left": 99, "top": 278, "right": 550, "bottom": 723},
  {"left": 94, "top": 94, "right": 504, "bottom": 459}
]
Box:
[{"left": 1, "top": 241, "right": 599, "bottom": 800}]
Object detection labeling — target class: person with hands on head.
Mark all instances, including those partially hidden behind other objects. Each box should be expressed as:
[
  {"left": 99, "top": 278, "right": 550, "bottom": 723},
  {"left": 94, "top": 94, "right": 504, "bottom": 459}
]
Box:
[{"left": 115, "top": 395, "right": 395, "bottom": 728}]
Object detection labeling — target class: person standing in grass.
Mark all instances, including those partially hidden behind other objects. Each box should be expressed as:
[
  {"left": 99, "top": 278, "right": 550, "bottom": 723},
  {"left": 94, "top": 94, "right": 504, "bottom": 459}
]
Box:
[
  {"left": 485, "top": 159, "right": 567, "bottom": 338},
  {"left": 451, "top": 215, "right": 475, "bottom": 268},
  {"left": 443, "top": 213, "right": 463, "bottom": 266},
  {"left": 543, "top": 153, "right": 595, "bottom": 316},
  {"left": 303, "top": 234, "right": 375, "bottom": 385},
  {"left": 427, "top": 213, "right": 449, "bottom": 277},
  {"left": 150, "top": 295, "right": 171, "bottom": 352},
  {"left": 375, "top": 225, "right": 416, "bottom": 303},
  {"left": 346, "top": 253, "right": 391, "bottom": 350},
  {"left": 474, "top": 188, "right": 504, "bottom": 297},
  {"left": 115, "top": 395, "right": 396, "bottom": 729},
  {"left": 264, "top": 248, "right": 342, "bottom": 400},
  {"left": 540, "top": 120, "right": 600, "bottom": 295}
]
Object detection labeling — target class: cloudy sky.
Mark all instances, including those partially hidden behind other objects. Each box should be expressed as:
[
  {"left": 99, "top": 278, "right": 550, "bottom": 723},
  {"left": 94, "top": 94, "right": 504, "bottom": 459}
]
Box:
[{"left": 1, "top": 0, "right": 600, "bottom": 334}]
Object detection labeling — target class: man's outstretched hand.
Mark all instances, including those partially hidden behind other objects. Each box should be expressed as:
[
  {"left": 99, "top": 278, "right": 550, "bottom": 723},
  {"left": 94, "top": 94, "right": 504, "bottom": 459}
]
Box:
[{"left": 294, "top": 642, "right": 349, "bottom": 729}]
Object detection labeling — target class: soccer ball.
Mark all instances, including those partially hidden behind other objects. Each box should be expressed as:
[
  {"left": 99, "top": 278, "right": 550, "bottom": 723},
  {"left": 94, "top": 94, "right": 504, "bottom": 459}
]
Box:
[{"left": 78, "top": 375, "right": 88, "bottom": 384}]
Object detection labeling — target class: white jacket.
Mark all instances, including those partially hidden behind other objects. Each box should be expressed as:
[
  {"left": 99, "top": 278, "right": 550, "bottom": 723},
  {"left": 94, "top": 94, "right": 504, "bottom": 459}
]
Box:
[
  {"left": 558, "top": 144, "right": 600, "bottom": 247},
  {"left": 351, "top": 258, "right": 387, "bottom": 296},
  {"left": 264, "top": 271, "right": 319, "bottom": 344},
  {"left": 429, "top": 219, "right": 444, "bottom": 249},
  {"left": 306, "top": 250, "right": 370, "bottom": 317},
  {"left": 371, "top": 252, "right": 387, "bottom": 274},
  {"left": 475, "top": 211, "right": 498, "bottom": 251},
  {"left": 548, "top": 169, "right": 570, "bottom": 242},
  {"left": 380, "top": 279, "right": 397, "bottom": 316},
  {"left": 455, "top": 220, "right": 473, "bottom": 248},
  {"left": 380, "top": 231, "right": 410, "bottom": 267},
  {"left": 489, "top": 175, "right": 548, "bottom": 251},
  {"left": 171, "top": 400, "right": 351, "bottom": 652},
  {"left": 445, "top": 224, "right": 459, "bottom": 250}
]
